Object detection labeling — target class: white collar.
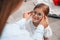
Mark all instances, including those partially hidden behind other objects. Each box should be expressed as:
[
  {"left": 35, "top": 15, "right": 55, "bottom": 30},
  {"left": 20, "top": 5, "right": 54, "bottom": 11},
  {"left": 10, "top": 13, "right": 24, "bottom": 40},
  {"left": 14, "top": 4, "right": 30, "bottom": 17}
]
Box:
[{"left": 30, "top": 21, "right": 37, "bottom": 29}]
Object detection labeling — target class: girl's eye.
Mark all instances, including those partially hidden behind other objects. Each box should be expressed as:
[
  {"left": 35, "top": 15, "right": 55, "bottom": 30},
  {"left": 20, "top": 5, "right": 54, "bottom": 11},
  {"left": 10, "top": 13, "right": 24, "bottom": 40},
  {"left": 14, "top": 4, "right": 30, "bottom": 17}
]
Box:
[{"left": 38, "top": 13, "right": 41, "bottom": 16}]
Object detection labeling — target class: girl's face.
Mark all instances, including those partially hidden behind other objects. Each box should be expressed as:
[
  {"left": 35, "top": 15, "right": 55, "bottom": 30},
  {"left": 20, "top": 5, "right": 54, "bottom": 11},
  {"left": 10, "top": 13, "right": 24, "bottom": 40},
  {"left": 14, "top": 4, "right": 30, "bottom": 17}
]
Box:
[{"left": 32, "top": 8, "right": 44, "bottom": 23}]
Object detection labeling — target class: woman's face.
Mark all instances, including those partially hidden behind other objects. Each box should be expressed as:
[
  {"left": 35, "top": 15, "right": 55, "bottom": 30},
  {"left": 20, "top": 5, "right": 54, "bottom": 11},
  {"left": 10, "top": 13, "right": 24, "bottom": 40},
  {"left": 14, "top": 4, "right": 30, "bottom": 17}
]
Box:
[{"left": 32, "top": 8, "right": 44, "bottom": 23}]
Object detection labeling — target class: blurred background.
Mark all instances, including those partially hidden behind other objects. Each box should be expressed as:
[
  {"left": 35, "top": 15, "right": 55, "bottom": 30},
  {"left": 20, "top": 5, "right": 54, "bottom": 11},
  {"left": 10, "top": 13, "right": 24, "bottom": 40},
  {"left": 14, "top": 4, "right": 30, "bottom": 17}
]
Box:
[{"left": 7, "top": 0, "right": 60, "bottom": 40}]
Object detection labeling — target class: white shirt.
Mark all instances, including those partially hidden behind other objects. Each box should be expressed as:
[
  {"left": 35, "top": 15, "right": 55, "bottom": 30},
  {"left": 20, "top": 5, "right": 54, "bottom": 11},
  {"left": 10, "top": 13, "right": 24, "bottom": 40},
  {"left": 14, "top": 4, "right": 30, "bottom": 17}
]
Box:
[
  {"left": 1, "top": 18, "right": 44, "bottom": 40},
  {"left": 34, "top": 0, "right": 60, "bottom": 15},
  {"left": 26, "top": 20, "right": 52, "bottom": 38}
]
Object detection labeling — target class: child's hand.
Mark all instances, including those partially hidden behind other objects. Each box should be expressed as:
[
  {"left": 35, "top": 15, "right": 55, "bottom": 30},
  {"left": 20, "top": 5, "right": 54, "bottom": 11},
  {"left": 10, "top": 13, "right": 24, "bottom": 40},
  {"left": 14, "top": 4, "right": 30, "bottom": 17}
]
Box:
[
  {"left": 40, "top": 16, "right": 48, "bottom": 28},
  {"left": 23, "top": 11, "right": 32, "bottom": 20}
]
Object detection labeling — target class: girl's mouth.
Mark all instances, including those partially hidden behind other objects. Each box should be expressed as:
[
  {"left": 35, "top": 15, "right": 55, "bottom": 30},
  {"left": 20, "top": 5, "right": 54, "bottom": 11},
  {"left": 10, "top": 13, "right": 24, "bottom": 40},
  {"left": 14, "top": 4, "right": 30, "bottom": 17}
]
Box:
[{"left": 34, "top": 17, "right": 39, "bottom": 20}]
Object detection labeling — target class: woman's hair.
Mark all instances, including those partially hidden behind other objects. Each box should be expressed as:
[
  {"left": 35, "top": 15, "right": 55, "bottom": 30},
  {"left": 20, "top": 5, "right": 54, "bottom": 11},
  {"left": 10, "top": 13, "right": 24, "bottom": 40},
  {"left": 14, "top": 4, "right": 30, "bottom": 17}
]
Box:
[
  {"left": 0, "top": 0, "right": 23, "bottom": 35},
  {"left": 34, "top": 3, "right": 49, "bottom": 16}
]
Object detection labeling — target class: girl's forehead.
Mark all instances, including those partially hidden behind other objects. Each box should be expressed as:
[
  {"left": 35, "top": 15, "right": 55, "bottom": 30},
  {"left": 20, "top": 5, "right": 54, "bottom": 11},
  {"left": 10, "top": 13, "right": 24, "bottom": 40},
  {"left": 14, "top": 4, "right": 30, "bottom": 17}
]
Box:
[{"left": 34, "top": 8, "right": 44, "bottom": 13}]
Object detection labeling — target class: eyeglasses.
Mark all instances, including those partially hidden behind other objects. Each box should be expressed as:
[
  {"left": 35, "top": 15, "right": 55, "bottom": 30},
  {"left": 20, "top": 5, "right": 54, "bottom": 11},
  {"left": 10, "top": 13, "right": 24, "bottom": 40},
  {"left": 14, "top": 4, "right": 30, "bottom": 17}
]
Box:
[{"left": 31, "top": 11, "right": 43, "bottom": 17}]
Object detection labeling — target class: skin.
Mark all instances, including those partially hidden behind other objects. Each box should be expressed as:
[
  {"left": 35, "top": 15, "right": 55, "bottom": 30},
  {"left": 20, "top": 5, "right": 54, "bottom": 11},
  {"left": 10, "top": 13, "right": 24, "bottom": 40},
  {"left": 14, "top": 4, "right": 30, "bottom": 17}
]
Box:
[
  {"left": 32, "top": 8, "right": 44, "bottom": 27},
  {"left": 32, "top": 8, "right": 48, "bottom": 28}
]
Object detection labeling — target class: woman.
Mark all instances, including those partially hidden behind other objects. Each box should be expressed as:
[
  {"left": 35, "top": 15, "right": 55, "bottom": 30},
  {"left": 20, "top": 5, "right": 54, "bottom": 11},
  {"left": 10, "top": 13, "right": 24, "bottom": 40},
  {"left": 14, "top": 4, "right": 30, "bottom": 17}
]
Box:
[{"left": 0, "top": 0, "right": 45, "bottom": 40}]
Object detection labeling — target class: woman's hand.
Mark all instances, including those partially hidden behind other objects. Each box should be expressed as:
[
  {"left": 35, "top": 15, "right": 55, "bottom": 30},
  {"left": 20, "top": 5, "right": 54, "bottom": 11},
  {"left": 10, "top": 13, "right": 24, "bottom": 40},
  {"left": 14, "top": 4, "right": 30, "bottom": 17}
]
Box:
[
  {"left": 40, "top": 16, "right": 48, "bottom": 28},
  {"left": 23, "top": 11, "right": 32, "bottom": 20}
]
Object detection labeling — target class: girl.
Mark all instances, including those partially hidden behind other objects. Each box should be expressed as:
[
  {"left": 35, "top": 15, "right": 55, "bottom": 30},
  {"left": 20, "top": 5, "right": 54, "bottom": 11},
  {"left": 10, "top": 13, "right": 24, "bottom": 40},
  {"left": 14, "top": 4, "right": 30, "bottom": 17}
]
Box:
[{"left": 25, "top": 3, "right": 52, "bottom": 40}]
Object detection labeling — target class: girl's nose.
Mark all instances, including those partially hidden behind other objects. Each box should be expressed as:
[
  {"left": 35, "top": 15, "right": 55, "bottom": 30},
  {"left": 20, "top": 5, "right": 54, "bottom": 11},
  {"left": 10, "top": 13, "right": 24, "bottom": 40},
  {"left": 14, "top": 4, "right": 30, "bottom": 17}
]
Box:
[{"left": 34, "top": 14, "right": 38, "bottom": 17}]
